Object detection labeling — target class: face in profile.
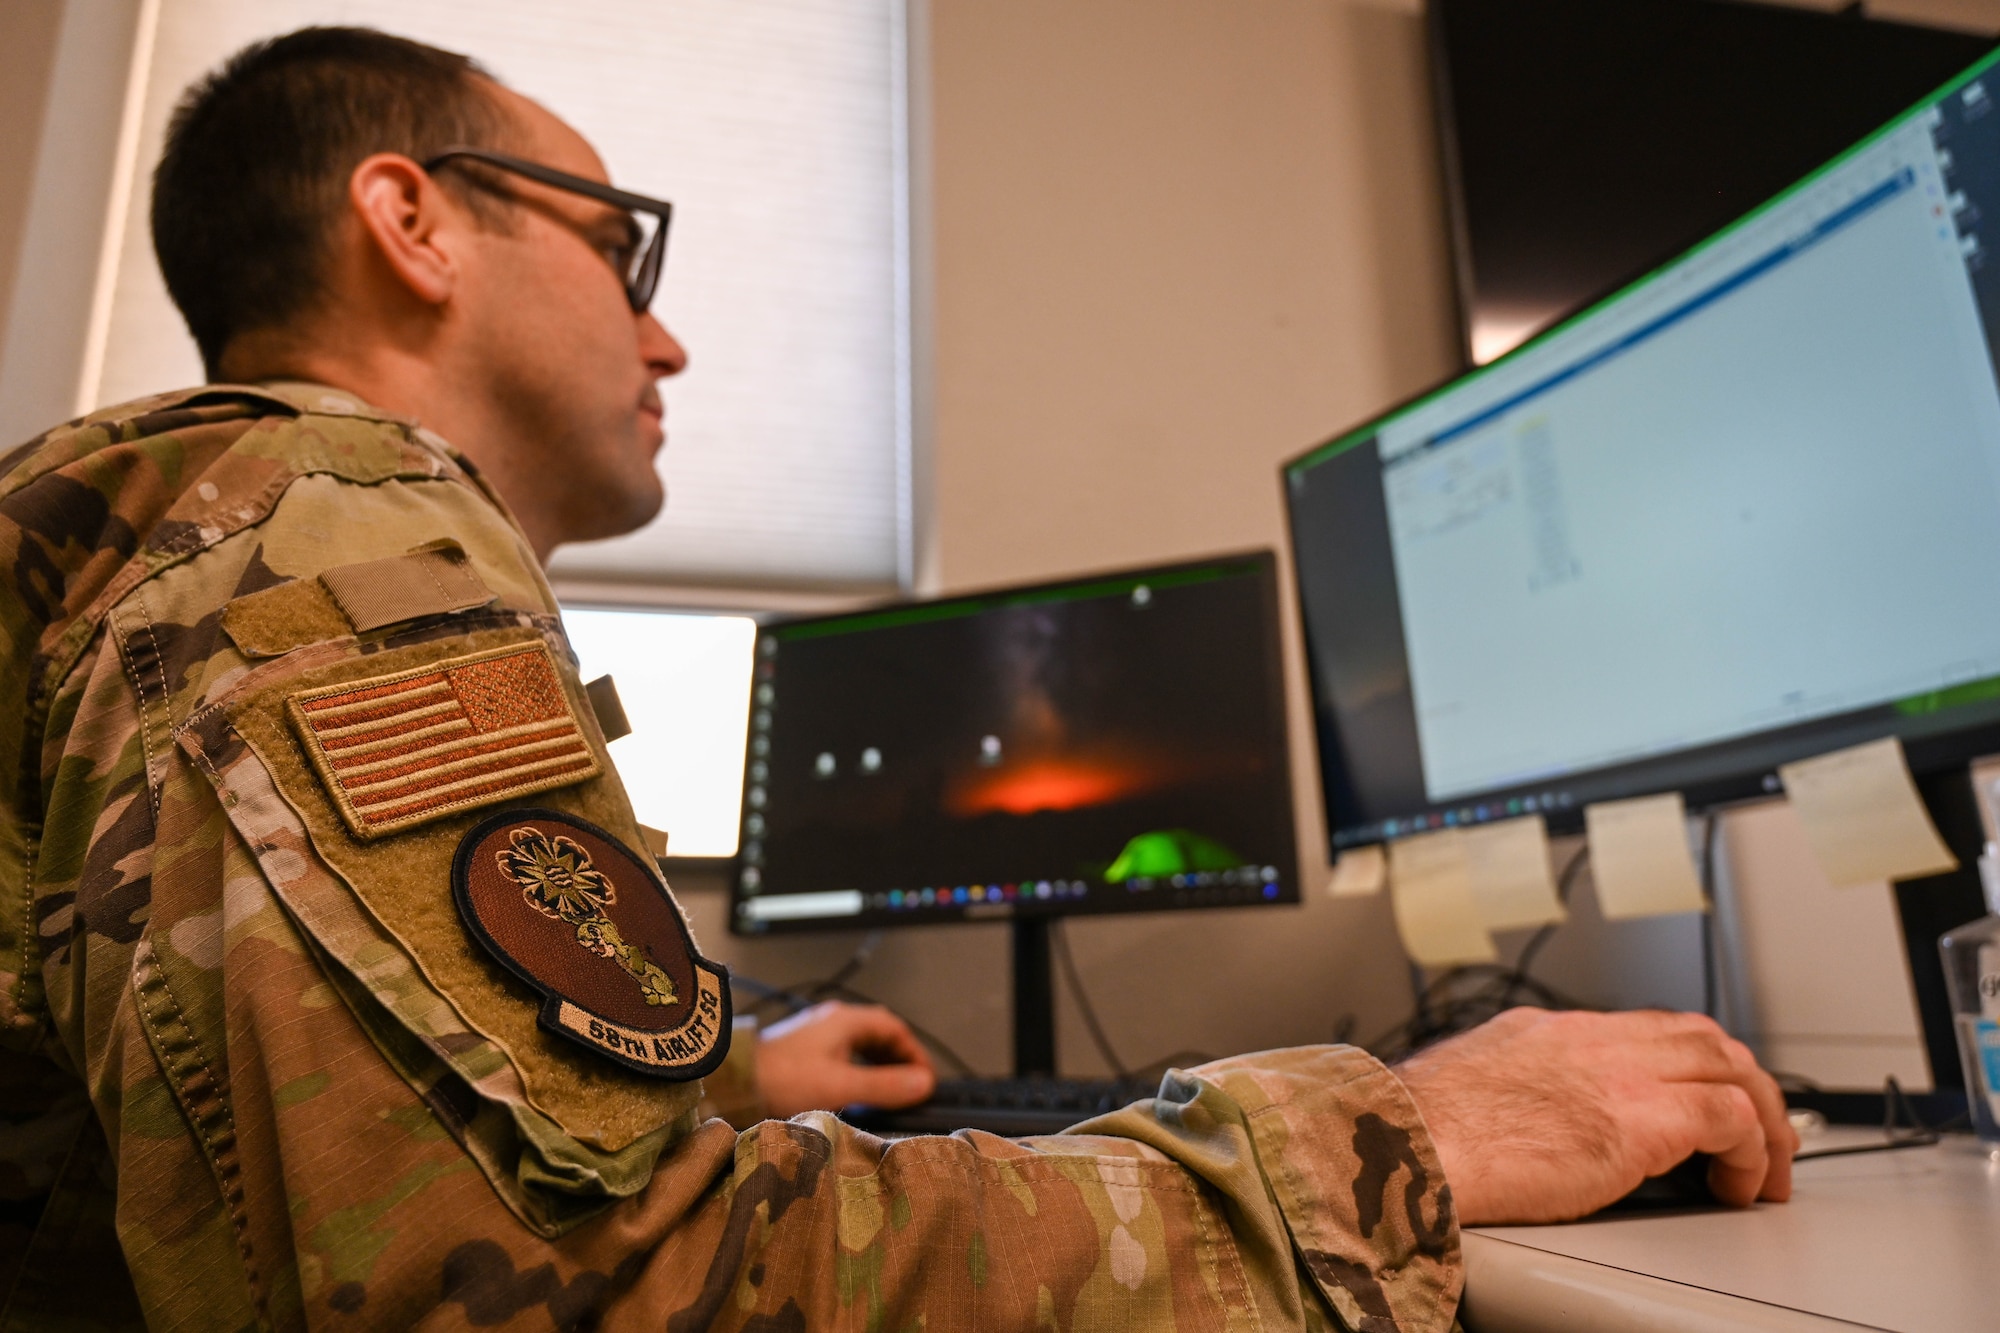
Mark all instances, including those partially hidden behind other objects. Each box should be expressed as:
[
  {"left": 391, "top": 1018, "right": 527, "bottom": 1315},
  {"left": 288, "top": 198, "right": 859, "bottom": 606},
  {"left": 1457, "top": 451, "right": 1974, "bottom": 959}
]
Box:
[{"left": 455, "top": 82, "right": 687, "bottom": 546}]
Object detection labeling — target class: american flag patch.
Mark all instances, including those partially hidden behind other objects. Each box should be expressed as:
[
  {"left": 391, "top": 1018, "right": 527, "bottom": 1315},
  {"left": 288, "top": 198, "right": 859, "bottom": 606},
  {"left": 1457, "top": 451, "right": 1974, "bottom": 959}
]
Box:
[{"left": 287, "top": 642, "right": 603, "bottom": 840}]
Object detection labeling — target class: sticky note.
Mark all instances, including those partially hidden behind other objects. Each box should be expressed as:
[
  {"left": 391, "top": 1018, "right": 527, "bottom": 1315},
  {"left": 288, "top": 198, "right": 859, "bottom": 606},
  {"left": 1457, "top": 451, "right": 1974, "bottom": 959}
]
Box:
[
  {"left": 1778, "top": 737, "right": 1957, "bottom": 888},
  {"left": 1388, "top": 830, "right": 1499, "bottom": 966},
  {"left": 1462, "top": 816, "right": 1566, "bottom": 931},
  {"left": 1584, "top": 793, "right": 1707, "bottom": 920},
  {"left": 1329, "top": 844, "right": 1387, "bottom": 897}
]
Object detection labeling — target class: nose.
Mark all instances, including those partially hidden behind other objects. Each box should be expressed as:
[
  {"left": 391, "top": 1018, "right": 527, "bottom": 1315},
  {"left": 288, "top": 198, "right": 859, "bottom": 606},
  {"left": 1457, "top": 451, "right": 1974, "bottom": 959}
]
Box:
[{"left": 639, "top": 313, "right": 688, "bottom": 380}]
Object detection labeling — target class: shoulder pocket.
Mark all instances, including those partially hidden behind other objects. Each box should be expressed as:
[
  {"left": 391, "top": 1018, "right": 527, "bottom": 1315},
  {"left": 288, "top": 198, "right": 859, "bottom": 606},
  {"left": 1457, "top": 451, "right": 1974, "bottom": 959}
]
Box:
[{"left": 174, "top": 619, "right": 710, "bottom": 1234}]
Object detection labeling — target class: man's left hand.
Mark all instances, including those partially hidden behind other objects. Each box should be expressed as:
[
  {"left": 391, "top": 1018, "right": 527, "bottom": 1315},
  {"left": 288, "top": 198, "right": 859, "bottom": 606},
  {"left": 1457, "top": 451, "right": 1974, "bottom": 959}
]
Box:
[{"left": 755, "top": 1001, "right": 937, "bottom": 1118}]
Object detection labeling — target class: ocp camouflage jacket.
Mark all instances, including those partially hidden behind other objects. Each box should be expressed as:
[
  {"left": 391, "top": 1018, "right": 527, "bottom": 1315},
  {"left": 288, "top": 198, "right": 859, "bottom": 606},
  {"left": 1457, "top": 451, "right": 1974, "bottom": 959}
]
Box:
[{"left": 0, "top": 383, "right": 1463, "bottom": 1331}]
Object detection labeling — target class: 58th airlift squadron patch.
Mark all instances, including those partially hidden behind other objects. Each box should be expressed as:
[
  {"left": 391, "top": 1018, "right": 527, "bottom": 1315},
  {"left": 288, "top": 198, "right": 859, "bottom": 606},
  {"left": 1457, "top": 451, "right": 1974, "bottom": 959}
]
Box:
[{"left": 452, "top": 808, "right": 731, "bottom": 1078}]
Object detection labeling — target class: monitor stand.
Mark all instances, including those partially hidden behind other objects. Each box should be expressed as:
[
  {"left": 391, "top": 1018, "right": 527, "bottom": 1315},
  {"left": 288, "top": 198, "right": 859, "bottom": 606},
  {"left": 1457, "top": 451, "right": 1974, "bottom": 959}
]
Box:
[{"left": 1011, "top": 917, "right": 1058, "bottom": 1076}]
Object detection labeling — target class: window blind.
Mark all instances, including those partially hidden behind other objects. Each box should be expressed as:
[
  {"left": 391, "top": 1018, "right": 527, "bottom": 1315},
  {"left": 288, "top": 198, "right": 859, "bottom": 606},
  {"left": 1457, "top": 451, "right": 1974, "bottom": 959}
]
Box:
[{"left": 93, "top": 0, "right": 911, "bottom": 592}]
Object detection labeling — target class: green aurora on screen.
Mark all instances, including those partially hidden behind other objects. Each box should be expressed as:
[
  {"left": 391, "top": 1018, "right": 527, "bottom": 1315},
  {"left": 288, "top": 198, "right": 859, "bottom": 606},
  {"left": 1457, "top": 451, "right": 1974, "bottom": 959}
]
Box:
[{"left": 1104, "top": 829, "right": 1245, "bottom": 883}]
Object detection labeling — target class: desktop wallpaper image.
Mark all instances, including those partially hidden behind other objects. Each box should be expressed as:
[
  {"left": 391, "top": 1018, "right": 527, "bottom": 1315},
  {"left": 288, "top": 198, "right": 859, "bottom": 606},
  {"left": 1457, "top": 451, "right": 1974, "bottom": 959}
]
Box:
[{"left": 749, "top": 571, "right": 1295, "bottom": 904}]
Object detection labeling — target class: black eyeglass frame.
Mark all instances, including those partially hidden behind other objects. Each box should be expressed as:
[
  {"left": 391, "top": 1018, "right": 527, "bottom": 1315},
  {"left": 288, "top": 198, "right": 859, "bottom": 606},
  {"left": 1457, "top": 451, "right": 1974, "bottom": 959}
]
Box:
[{"left": 422, "top": 145, "right": 673, "bottom": 313}]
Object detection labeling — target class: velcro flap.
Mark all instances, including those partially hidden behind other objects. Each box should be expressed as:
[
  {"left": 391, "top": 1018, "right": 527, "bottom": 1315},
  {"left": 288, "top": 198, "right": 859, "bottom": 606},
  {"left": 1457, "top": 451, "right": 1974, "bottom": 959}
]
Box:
[
  {"left": 583, "top": 674, "right": 631, "bottom": 742},
  {"left": 222, "top": 579, "right": 354, "bottom": 658},
  {"left": 319, "top": 540, "right": 494, "bottom": 631}
]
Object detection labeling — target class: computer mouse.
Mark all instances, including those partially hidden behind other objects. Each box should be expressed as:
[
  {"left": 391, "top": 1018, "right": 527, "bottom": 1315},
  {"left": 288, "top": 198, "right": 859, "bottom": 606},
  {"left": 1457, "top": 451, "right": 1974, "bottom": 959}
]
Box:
[{"left": 1601, "top": 1153, "right": 1717, "bottom": 1212}]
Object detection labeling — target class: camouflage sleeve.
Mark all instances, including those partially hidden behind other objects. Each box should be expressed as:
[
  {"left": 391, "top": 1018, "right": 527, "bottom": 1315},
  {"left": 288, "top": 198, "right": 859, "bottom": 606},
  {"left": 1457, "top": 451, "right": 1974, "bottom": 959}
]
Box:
[
  {"left": 617, "top": 1045, "right": 1461, "bottom": 1333},
  {"left": 6, "top": 388, "right": 1462, "bottom": 1331}
]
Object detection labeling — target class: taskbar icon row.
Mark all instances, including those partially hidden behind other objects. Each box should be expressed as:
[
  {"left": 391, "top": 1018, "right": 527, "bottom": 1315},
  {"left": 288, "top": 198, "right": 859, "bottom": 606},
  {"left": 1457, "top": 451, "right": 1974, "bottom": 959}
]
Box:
[
  {"left": 873, "top": 880, "right": 1091, "bottom": 911},
  {"left": 1345, "top": 790, "right": 1576, "bottom": 845}
]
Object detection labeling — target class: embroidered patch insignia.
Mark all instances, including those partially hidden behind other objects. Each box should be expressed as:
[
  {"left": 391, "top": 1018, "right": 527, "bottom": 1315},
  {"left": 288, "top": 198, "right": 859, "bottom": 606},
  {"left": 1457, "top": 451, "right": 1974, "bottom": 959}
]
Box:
[
  {"left": 453, "top": 809, "right": 730, "bottom": 1078},
  {"left": 286, "top": 642, "right": 603, "bottom": 840}
]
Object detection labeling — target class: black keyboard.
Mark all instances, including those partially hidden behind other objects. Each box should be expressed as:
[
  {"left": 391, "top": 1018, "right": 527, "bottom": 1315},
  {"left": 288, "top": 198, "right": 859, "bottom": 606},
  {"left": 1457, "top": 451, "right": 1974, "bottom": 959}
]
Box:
[{"left": 841, "top": 1075, "right": 1161, "bottom": 1137}]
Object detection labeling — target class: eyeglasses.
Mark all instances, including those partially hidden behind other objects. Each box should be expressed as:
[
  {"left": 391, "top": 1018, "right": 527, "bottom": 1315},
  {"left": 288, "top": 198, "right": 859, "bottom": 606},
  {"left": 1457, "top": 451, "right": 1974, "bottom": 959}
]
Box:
[{"left": 422, "top": 146, "right": 673, "bottom": 313}]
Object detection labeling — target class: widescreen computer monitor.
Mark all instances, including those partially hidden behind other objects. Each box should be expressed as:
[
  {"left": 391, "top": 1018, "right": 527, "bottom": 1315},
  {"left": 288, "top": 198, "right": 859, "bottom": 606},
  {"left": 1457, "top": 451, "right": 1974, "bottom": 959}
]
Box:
[
  {"left": 728, "top": 552, "right": 1299, "bottom": 937},
  {"left": 1286, "top": 47, "right": 2000, "bottom": 852},
  {"left": 1286, "top": 48, "right": 2000, "bottom": 1105}
]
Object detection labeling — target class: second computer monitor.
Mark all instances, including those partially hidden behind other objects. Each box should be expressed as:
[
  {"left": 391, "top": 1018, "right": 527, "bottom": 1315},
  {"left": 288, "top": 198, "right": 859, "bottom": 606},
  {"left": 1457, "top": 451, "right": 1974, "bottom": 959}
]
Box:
[
  {"left": 731, "top": 552, "right": 1300, "bottom": 934},
  {"left": 1284, "top": 48, "right": 2000, "bottom": 851}
]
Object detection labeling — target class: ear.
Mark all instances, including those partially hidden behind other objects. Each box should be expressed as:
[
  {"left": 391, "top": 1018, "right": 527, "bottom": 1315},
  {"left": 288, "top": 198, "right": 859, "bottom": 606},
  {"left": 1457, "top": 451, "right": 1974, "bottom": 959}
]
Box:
[{"left": 346, "top": 153, "right": 464, "bottom": 307}]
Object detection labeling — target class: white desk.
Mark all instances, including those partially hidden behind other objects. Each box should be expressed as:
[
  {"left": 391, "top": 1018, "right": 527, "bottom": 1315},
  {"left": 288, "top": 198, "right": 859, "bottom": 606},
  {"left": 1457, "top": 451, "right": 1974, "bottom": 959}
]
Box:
[{"left": 1460, "top": 1133, "right": 2000, "bottom": 1332}]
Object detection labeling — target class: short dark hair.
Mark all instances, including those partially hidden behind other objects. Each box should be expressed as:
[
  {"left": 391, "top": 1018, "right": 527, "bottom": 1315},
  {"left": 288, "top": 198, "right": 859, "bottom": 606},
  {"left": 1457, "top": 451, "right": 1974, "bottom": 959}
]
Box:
[{"left": 152, "top": 27, "right": 509, "bottom": 376}]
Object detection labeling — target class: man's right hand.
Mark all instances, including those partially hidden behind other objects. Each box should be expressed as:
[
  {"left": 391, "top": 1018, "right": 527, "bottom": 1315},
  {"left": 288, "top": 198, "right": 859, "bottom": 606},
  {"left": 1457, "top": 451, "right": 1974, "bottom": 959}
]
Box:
[{"left": 1394, "top": 1007, "right": 1798, "bottom": 1226}]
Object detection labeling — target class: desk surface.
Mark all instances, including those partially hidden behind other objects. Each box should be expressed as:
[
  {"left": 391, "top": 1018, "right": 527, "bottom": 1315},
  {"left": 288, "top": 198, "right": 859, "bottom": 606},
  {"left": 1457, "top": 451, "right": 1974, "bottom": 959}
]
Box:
[{"left": 1462, "top": 1132, "right": 2000, "bottom": 1332}]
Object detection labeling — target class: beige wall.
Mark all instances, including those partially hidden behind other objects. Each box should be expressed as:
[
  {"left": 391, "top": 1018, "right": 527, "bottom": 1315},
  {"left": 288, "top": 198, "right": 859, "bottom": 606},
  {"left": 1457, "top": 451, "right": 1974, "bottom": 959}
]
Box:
[
  {"left": 0, "top": 0, "right": 151, "bottom": 447},
  {"left": 1862, "top": 0, "right": 2000, "bottom": 30},
  {"left": 0, "top": 3, "right": 64, "bottom": 336}
]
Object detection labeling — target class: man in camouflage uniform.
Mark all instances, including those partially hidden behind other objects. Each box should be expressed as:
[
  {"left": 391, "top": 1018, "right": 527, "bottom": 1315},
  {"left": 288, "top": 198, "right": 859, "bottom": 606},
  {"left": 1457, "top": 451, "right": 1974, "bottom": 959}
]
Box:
[{"left": 0, "top": 27, "right": 1796, "bottom": 1331}]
